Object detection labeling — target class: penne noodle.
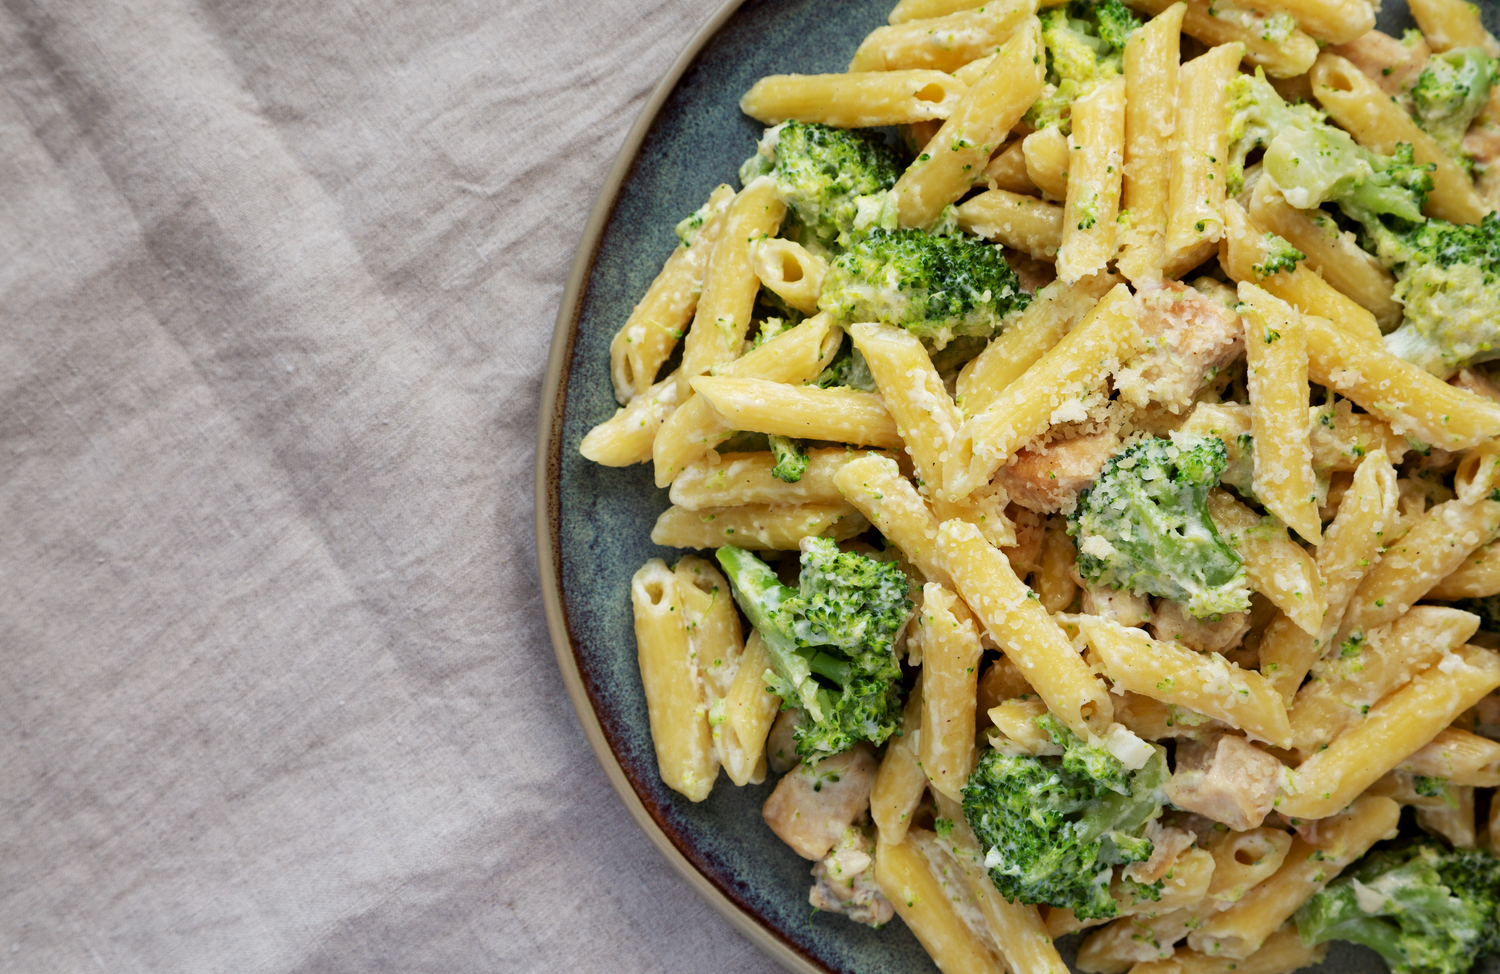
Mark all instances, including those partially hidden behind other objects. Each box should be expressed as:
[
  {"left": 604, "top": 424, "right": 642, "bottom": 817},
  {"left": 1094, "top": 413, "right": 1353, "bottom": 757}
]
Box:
[
  {"left": 852, "top": 0, "right": 1037, "bottom": 72},
  {"left": 650, "top": 502, "right": 869, "bottom": 550},
  {"left": 1399, "top": 726, "right": 1500, "bottom": 787},
  {"left": 1023, "top": 126, "right": 1070, "bottom": 201},
  {"left": 850, "top": 322, "right": 962, "bottom": 493},
  {"left": 1165, "top": 43, "right": 1242, "bottom": 261},
  {"left": 834, "top": 453, "right": 955, "bottom": 586},
  {"left": 889, "top": 0, "right": 988, "bottom": 23},
  {"left": 1409, "top": 0, "right": 1500, "bottom": 55},
  {"left": 956, "top": 189, "right": 1064, "bottom": 259},
  {"left": 747, "top": 237, "right": 826, "bottom": 315},
  {"left": 1124, "top": 0, "right": 1319, "bottom": 77},
  {"left": 918, "top": 584, "right": 984, "bottom": 801},
  {"left": 1058, "top": 77, "right": 1127, "bottom": 283},
  {"left": 1207, "top": 490, "right": 1325, "bottom": 636},
  {"left": 719, "top": 631, "right": 782, "bottom": 786},
  {"left": 1141, "top": 925, "right": 1328, "bottom": 974},
  {"left": 740, "top": 71, "right": 969, "bottom": 127},
  {"left": 1118, "top": 2, "right": 1186, "bottom": 284},
  {"left": 875, "top": 833, "right": 1006, "bottom": 974},
  {"left": 611, "top": 185, "right": 735, "bottom": 402},
  {"left": 1430, "top": 538, "right": 1500, "bottom": 598},
  {"left": 580, "top": 370, "right": 683, "bottom": 467},
  {"left": 1254, "top": 0, "right": 1374, "bottom": 44},
  {"left": 871, "top": 681, "right": 928, "bottom": 845},
  {"left": 983, "top": 138, "right": 1035, "bottom": 194},
  {"left": 669, "top": 448, "right": 893, "bottom": 511},
  {"left": 896, "top": 18, "right": 1044, "bottom": 229},
  {"left": 690, "top": 375, "right": 903, "bottom": 449}
]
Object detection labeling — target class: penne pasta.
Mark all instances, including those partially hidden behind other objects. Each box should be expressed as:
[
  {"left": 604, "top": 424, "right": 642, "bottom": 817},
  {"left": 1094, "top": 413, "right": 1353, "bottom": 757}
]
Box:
[
  {"left": 719, "top": 631, "right": 782, "bottom": 786},
  {"left": 650, "top": 502, "right": 869, "bottom": 550},
  {"left": 580, "top": 369, "right": 682, "bottom": 467},
  {"left": 850, "top": 322, "right": 962, "bottom": 493},
  {"left": 1058, "top": 77, "right": 1127, "bottom": 283},
  {"left": 1124, "top": 0, "right": 1319, "bottom": 77},
  {"left": 918, "top": 584, "right": 984, "bottom": 801},
  {"left": 1165, "top": 43, "right": 1242, "bottom": 262},
  {"left": 851, "top": 0, "right": 1037, "bottom": 72},
  {"left": 690, "top": 376, "right": 903, "bottom": 449},
  {"left": 740, "top": 71, "right": 969, "bottom": 127},
  {"left": 670, "top": 448, "right": 892, "bottom": 511},
  {"left": 1118, "top": 2, "right": 1185, "bottom": 284},
  {"left": 747, "top": 237, "right": 826, "bottom": 315},
  {"left": 956, "top": 189, "right": 1064, "bottom": 259},
  {"left": 1023, "top": 126, "right": 1070, "bottom": 201},
  {"left": 875, "top": 833, "right": 1006, "bottom": 974},
  {"left": 1409, "top": 0, "right": 1500, "bottom": 55},
  {"left": 1207, "top": 490, "right": 1325, "bottom": 636},
  {"left": 871, "top": 681, "right": 928, "bottom": 845}
]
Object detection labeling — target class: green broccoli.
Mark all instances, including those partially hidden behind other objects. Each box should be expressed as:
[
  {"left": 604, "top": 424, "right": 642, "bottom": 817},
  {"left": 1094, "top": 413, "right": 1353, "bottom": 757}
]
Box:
[
  {"left": 1411, "top": 48, "right": 1497, "bottom": 168},
  {"left": 769, "top": 435, "right": 809, "bottom": 483},
  {"left": 716, "top": 539, "right": 912, "bottom": 761},
  {"left": 962, "top": 715, "right": 1168, "bottom": 920},
  {"left": 1067, "top": 435, "right": 1251, "bottom": 619},
  {"left": 1226, "top": 68, "right": 1331, "bottom": 196},
  {"left": 812, "top": 336, "right": 878, "bottom": 391},
  {"left": 739, "top": 121, "right": 901, "bottom": 247},
  {"left": 817, "top": 228, "right": 1031, "bottom": 348},
  {"left": 1027, "top": 0, "right": 1141, "bottom": 130},
  {"left": 1296, "top": 839, "right": 1500, "bottom": 974},
  {"left": 1251, "top": 232, "right": 1306, "bottom": 279}
]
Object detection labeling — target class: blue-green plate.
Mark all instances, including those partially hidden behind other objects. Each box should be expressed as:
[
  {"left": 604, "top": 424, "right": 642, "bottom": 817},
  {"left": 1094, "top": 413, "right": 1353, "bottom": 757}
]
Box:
[{"left": 534, "top": 1, "right": 1495, "bottom": 972}]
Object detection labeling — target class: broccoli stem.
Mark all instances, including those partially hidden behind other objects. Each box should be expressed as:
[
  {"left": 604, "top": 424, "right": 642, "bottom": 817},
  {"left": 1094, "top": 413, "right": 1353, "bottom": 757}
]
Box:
[{"left": 715, "top": 546, "right": 824, "bottom": 720}]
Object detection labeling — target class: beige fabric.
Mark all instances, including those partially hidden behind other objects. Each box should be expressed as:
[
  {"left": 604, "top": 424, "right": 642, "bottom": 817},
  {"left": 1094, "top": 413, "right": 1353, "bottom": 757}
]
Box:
[{"left": 0, "top": 0, "right": 780, "bottom": 970}]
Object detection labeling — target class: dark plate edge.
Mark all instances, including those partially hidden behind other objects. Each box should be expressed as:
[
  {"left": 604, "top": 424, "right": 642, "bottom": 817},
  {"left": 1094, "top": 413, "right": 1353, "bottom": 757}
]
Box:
[{"left": 532, "top": 3, "right": 826, "bottom": 972}]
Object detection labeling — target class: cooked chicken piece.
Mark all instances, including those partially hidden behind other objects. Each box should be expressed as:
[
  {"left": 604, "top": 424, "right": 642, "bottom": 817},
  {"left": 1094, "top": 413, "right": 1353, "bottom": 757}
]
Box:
[
  {"left": 763, "top": 744, "right": 879, "bottom": 860},
  {"left": 1151, "top": 600, "right": 1252, "bottom": 654},
  {"left": 1165, "top": 734, "right": 1283, "bottom": 831},
  {"left": 1081, "top": 581, "right": 1152, "bottom": 629},
  {"left": 1123, "top": 822, "right": 1197, "bottom": 885},
  {"left": 807, "top": 826, "right": 895, "bottom": 926},
  {"left": 1328, "top": 29, "right": 1430, "bottom": 98},
  {"left": 1002, "top": 502, "right": 1045, "bottom": 573},
  {"left": 1115, "top": 283, "right": 1245, "bottom": 414},
  {"left": 997, "top": 428, "right": 1120, "bottom": 513}
]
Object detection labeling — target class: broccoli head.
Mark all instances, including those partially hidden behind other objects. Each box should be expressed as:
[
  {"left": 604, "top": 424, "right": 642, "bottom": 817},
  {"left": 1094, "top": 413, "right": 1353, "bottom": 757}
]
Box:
[
  {"left": 739, "top": 121, "right": 901, "bottom": 247},
  {"left": 962, "top": 715, "right": 1168, "bottom": 920},
  {"left": 812, "top": 335, "right": 878, "bottom": 391},
  {"left": 1379, "top": 212, "right": 1500, "bottom": 376},
  {"left": 1067, "top": 435, "right": 1251, "bottom": 619},
  {"left": 1226, "top": 69, "right": 1330, "bottom": 196},
  {"left": 817, "top": 228, "right": 1031, "bottom": 348},
  {"left": 768, "top": 435, "right": 809, "bottom": 483},
  {"left": 1411, "top": 48, "right": 1497, "bottom": 168},
  {"left": 1252, "top": 232, "right": 1307, "bottom": 279},
  {"left": 1027, "top": 0, "right": 1141, "bottom": 130},
  {"left": 1296, "top": 839, "right": 1500, "bottom": 974},
  {"left": 716, "top": 538, "right": 912, "bottom": 761}
]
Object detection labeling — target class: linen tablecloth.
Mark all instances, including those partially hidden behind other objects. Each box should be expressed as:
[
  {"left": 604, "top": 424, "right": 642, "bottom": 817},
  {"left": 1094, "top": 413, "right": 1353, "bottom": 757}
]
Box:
[{"left": 0, "top": 0, "right": 782, "bottom": 969}]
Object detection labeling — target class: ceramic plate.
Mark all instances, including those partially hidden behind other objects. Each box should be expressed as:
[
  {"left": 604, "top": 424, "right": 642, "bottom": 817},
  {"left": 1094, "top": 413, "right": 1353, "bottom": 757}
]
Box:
[{"left": 534, "top": 1, "right": 1495, "bottom": 972}]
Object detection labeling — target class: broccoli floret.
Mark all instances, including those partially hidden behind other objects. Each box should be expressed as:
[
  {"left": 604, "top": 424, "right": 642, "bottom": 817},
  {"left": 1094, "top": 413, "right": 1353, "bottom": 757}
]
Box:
[
  {"left": 1252, "top": 232, "right": 1306, "bottom": 279},
  {"left": 962, "top": 716, "right": 1168, "bottom": 920},
  {"left": 1411, "top": 48, "right": 1497, "bottom": 168},
  {"left": 1067, "top": 435, "right": 1251, "bottom": 619},
  {"left": 812, "top": 336, "right": 878, "bottom": 391},
  {"left": 769, "top": 435, "right": 809, "bottom": 483},
  {"left": 817, "top": 228, "right": 1031, "bottom": 348},
  {"left": 1379, "top": 213, "right": 1500, "bottom": 376},
  {"left": 1027, "top": 0, "right": 1141, "bottom": 130},
  {"left": 739, "top": 122, "right": 901, "bottom": 247},
  {"left": 1226, "top": 69, "right": 1330, "bottom": 196},
  {"left": 716, "top": 539, "right": 912, "bottom": 761},
  {"left": 1296, "top": 840, "right": 1500, "bottom": 974}
]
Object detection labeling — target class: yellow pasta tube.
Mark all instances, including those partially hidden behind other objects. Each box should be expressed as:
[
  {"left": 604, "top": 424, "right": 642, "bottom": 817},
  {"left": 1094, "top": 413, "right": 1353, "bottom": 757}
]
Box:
[
  {"left": 918, "top": 584, "right": 984, "bottom": 802},
  {"left": 875, "top": 835, "right": 1004, "bottom": 974},
  {"left": 850, "top": 323, "right": 961, "bottom": 493},
  {"left": 1409, "top": 0, "right": 1500, "bottom": 55},
  {"left": 1079, "top": 617, "right": 1293, "bottom": 747},
  {"left": 851, "top": 0, "right": 1037, "bottom": 72},
  {"left": 1143, "top": 926, "right": 1328, "bottom": 974},
  {"left": 719, "top": 631, "right": 781, "bottom": 786},
  {"left": 1400, "top": 726, "right": 1500, "bottom": 787},
  {"left": 889, "top": 0, "right": 987, "bottom": 22},
  {"left": 1188, "top": 796, "right": 1400, "bottom": 958},
  {"left": 1166, "top": 43, "right": 1243, "bottom": 261},
  {"left": 984, "top": 138, "right": 1036, "bottom": 194},
  {"left": 1023, "top": 126, "right": 1070, "bottom": 201},
  {"left": 670, "top": 448, "right": 892, "bottom": 511},
  {"left": 674, "top": 557, "right": 751, "bottom": 778},
  {"left": 1240, "top": 284, "right": 1321, "bottom": 545},
  {"left": 1207, "top": 490, "right": 1325, "bottom": 636},
  {"left": 1279, "top": 645, "right": 1500, "bottom": 819},
  {"left": 1038, "top": 515, "right": 1080, "bottom": 613},
  {"left": 872, "top": 682, "right": 927, "bottom": 845},
  {"left": 1059, "top": 77, "right": 1127, "bottom": 282},
  {"left": 1118, "top": 2, "right": 1185, "bottom": 284},
  {"left": 1125, "top": 0, "right": 1318, "bottom": 78},
  {"left": 895, "top": 18, "right": 1044, "bottom": 230},
  {"left": 834, "top": 454, "right": 955, "bottom": 587},
  {"left": 740, "top": 71, "right": 969, "bottom": 127},
  {"left": 747, "top": 237, "right": 826, "bottom": 315},
  {"left": 956, "top": 273, "right": 1120, "bottom": 415},
  {"left": 649, "top": 502, "right": 869, "bottom": 550},
  {"left": 936, "top": 519, "right": 1114, "bottom": 736},
  {"left": 610, "top": 185, "right": 735, "bottom": 402},
  {"left": 690, "top": 376, "right": 902, "bottom": 449},
  {"left": 1310, "top": 54, "right": 1487, "bottom": 226},
  {"left": 1431, "top": 539, "right": 1500, "bottom": 598},
  {"left": 1248, "top": 179, "right": 1400, "bottom": 331},
  {"left": 956, "top": 189, "right": 1064, "bottom": 259},
  {"left": 1219, "top": 200, "right": 1382, "bottom": 345},
  {"left": 1336, "top": 497, "right": 1500, "bottom": 643},
  {"left": 652, "top": 313, "right": 841, "bottom": 487},
  {"left": 1303, "top": 313, "right": 1500, "bottom": 451},
  {"left": 1260, "top": 0, "right": 1373, "bottom": 43},
  {"left": 946, "top": 284, "right": 1139, "bottom": 500},
  {"left": 1291, "top": 605, "right": 1480, "bottom": 753},
  {"left": 631, "top": 559, "right": 718, "bottom": 801},
  {"left": 677, "top": 177, "right": 787, "bottom": 399},
  {"left": 579, "top": 370, "right": 682, "bottom": 467}
]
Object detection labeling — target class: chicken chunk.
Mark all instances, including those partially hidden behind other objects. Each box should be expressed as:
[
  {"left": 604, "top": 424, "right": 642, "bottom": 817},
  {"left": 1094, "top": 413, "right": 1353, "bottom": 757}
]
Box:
[
  {"left": 808, "top": 826, "right": 895, "bottom": 926},
  {"left": 1081, "top": 581, "right": 1152, "bottom": 629},
  {"left": 1115, "top": 283, "right": 1245, "bottom": 414},
  {"left": 1165, "top": 734, "right": 1283, "bottom": 831},
  {"left": 1328, "top": 29, "right": 1430, "bottom": 98},
  {"left": 763, "top": 744, "right": 879, "bottom": 860},
  {"left": 1123, "top": 821, "right": 1197, "bottom": 885},
  {"left": 1151, "top": 600, "right": 1252, "bottom": 654},
  {"left": 997, "top": 428, "right": 1121, "bottom": 513}
]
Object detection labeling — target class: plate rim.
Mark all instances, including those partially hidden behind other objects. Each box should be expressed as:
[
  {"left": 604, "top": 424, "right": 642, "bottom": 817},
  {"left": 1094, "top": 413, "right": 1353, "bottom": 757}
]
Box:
[{"left": 532, "top": 1, "right": 828, "bottom": 971}]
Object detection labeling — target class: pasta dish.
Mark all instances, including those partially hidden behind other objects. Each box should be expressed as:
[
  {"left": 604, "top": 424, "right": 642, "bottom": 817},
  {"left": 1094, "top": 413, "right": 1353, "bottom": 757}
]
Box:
[{"left": 576, "top": 0, "right": 1500, "bottom": 971}]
